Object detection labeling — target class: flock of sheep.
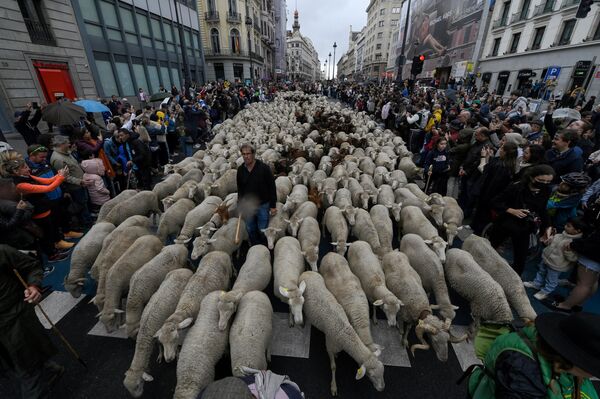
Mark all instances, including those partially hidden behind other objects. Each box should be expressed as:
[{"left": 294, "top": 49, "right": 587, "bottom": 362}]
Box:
[{"left": 62, "top": 93, "right": 537, "bottom": 398}]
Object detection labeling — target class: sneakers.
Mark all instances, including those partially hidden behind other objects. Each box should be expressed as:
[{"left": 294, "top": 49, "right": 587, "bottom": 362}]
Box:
[
  {"left": 55, "top": 240, "right": 74, "bottom": 250},
  {"left": 534, "top": 291, "right": 550, "bottom": 300},
  {"left": 64, "top": 231, "right": 83, "bottom": 239},
  {"left": 523, "top": 281, "right": 541, "bottom": 290},
  {"left": 47, "top": 252, "right": 68, "bottom": 263}
]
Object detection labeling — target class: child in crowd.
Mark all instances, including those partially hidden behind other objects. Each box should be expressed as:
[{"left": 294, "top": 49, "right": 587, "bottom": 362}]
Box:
[
  {"left": 423, "top": 136, "right": 450, "bottom": 195},
  {"left": 80, "top": 151, "right": 110, "bottom": 214},
  {"left": 524, "top": 217, "right": 585, "bottom": 300}
]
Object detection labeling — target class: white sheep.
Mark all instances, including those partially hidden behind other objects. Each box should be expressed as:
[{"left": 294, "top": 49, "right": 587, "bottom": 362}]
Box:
[
  {"left": 103, "top": 190, "right": 161, "bottom": 226},
  {"left": 217, "top": 244, "right": 272, "bottom": 330},
  {"left": 347, "top": 241, "right": 402, "bottom": 327},
  {"left": 398, "top": 157, "right": 421, "bottom": 180},
  {"left": 381, "top": 251, "right": 466, "bottom": 362},
  {"left": 400, "top": 234, "right": 458, "bottom": 322},
  {"left": 273, "top": 236, "right": 306, "bottom": 327},
  {"left": 309, "top": 169, "right": 327, "bottom": 192},
  {"left": 351, "top": 208, "right": 382, "bottom": 255},
  {"left": 333, "top": 188, "right": 357, "bottom": 226},
  {"left": 384, "top": 169, "right": 407, "bottom": 189},
  {"left": 156, "top": 198, "right": 196, "bottom": 242},
  {"left": 210, "top": 168, "right": 237, "bottom": 199},
  {"left": 275, "top": 176, "right": 293, "bottom": 203},
  {"left": 445, "top": 248, "right": 514, "bottom": 337},
  {"left": 322, "top": 206, "right": 350, "bottom": 255},
  {"left": 462, "top": 234, "right": 537, "bottom": 321},
  {"left": 229, "top": 291, "right": 273, "bottom": 376},
  {"left": 98, "top": 235, "right": 163, "bottom": 332},
  {"left": 282, "top": 184, "right": 308, "bottom": 214},
  {"left": 156, "top": 251, "right": 231, "bottom": 362},
  {"left": 285, "top": 200, "right": 318, "bottom": 236},
  {"left": 261, "top": 202, "right": 289, "bottom": 250},
  {"left": 369, "top": 205, "right": 393, "bottom": 256},
  {"left": 123, "top": 268, "right": 193, "bottom": 398},
  {"left": 64, "top": 222, "right": 115, "bottom": 298},
  {"left": 97, "top": 189, "right": 137, "bottom": 222},
  {"left": 152, "top": 173, "right": 183, "bottom": 203},
  {"left": 180, "top": 168, "right": 204, "bottom": 184},
  {"left": 299, "top": 271, "right": 385, "bottom": 396},
  {"left": 320, "top": 253, "right": 381, "bottom": 356},
  {"left": 400, "top": 206, "right": 447, "bottom": 263},
  {"left": 441, "top": 196, "right": 464, "bottom": 245},
  {"left": 162, "top": 180, "right": 199, "bottom": 210},
  {"left": 191, "top": 217, "right": 247, "bottom": 260},
  {"left": 320, "top": 177, "right": 338, "bottom": 207},
  {"left": 175, "top": 196, "right": 222, "bottom": 243},
  {"left": 297, "top": 216, "right": 321, "bottom": 271},
  {"left": 348, "top": 177, "right": 370, "bottom": 209},
  {"left": 173, "top": 291, "right": 229, "bottom": 399},
  {"left": 125, "top": 244, "right": 189, "bottom": 338}
]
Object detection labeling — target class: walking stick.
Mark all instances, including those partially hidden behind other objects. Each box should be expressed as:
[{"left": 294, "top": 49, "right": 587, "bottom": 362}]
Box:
[
  {"left": 13, "top": 269, "right": 88, "bottom": 370},
  {"left": 424, "top": 165, "right": 434, "bottom": 194},
  {"left": 126, "top": 169, "right": 133, "bottom": 190},
  {"left": 234, "top": 212, "right": 243, "bottom": 245}
]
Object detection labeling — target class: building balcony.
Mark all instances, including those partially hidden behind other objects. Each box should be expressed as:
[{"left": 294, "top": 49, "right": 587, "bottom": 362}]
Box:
[
  {"left": 205, "top": 11, "right": 220, "bottom": 22},
  {"left": 250, "top": 51, "right": 264, "bottom": 63},
  {"left": 204, "top": 48, "right": 249, "bottom": 58},
  {"left": 227, "top": 11, "right": 241, "bottom": 23},
  {"left": 561, "top": 0, "right": 578, "bottom": 9},
  {"left": 23, "top": 17, "right": 56, "bottom": 46},
  {"left": 533, "top": 0, "right": 555, "bottom": 16}
]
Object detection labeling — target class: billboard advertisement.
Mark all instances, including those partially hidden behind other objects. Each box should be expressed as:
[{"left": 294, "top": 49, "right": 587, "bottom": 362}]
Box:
[{"left": 399, "top": 0, "right": 484, "bottom": 75}]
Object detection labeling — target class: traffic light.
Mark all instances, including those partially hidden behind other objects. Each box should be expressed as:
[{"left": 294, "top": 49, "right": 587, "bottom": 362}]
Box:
[
  {"left": 576, "top": 0, "right": 593, "bottom": 18},
  {"left": 411, "top": 55, "right": 425, "bottom": 76}
]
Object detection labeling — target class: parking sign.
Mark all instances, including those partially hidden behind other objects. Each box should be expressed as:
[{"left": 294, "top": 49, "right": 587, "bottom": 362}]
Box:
[{"left": 544, "top": 66, "right": 561, "bottom": 82}]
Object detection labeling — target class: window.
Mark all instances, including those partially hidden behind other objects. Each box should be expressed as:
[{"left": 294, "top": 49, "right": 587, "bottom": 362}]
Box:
[
  {"left": 214, "top": 63, "right": 225, "bottom": 80},
  {"left": 147, "top": 62, "right": 160, "bottom": 93},
  {"left": 17, "top": 0, "right": 56, "bottom": 45},
  {"left": 94, "top": 55, "right": 118, "bottom": 96},
  {"left": 170, "top": 66, "right": 181, "bottom": 87},
  {"left": 543, "top": 0, "right": 555, "bottom": 12},
  {"left": 76, "top": 0, "right": 99, "bottom": 22},
  {"left": 151, "top": 19, "right": 163, "bottom": 40},
  {"left": 132, "top": 60, "right": 149, "bottom": 94},
  {"left": 520, "top": 0, "right": 531, "bottom": 19},
  {"left": 207, "top": 0, "right": 216, "bottom": 13},
  {"left": 375, "top": 53, "right": 382, "bottom": 60},
  {"left": 491, "top": 37, "right": 501, "bottom": 56},
  {"left": 380, "top": 8, "right": 385, "bottom": 15},
  {"left": 392, "top": 7, "right": 401, "bottom": 13},
  {"left": 377, "top": 32, "right": 383, "bottom": 38},
  {"left": 500, "top": 1, "right": 511, "bottom": 25},
  {"left": 558, "top": 19, "right": 576, "bottom": 45},
  {"left": 509, "top": 32, "right": 521, "bottom": 53},
  {"left": 464, "top": 26, "right": 472, "bottom": 42},
  {"left": 119, "top": 7, "right": 134, "bottom": 29},
  {"left": 210, "top": 28, "right": 220, "bottom": 53},
  {"left": 230, "top": 28, "right": 241, "bottom": 53},
  {"left": 390, "top": 19, "right": 398, "bottom": 26},
  {"left": 233, "top": 63, "right": 244, "bottom": 80},
  {"left": 136, "top": 12, "right": 150, "bottom": 36},
  {"left": 594, "top": 19, "right": 600, "bottom": 40},
  {"left": 228, "top": 0, "right": 237, "bottom": 13},
  {"left": 531, "top": 26, "right": 545, "bottom": 49},
  {"left": 85, "top": 23, "right": 103, "bottom": 37},
  {"left": 114, "top": 60, "right": 135, "bottom": 95},
  {"left": 99, "top": 1, "right": 119, "bottom": 28},
  {"left": 376, "top": 43, "right": 382, "bottom": 50},
  {"left": 160, "top": 63, "right": 172, "bottom": 89},
  {"left": 378, "top": 20, "right": 384, "bottom": 27}
]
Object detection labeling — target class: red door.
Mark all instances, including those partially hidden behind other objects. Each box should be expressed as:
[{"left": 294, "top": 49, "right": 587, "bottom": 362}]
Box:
[{"left": 33, "top": 61, "right": 77, "bottom": 102}]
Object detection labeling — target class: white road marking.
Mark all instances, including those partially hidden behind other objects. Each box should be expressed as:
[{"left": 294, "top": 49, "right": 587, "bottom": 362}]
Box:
[
  {"left": 88, "top": 321, "right": 128, "bottom": 339},
  {"left": 36, "top": 291, "right": 86, "bottom": 329},
  {"left": 450, "top": 325, "right": 481, "bottom": 371},
  {"left": 370, "top": 322, "right": 411, "bottom": 367},
  {"left": 270, "top": 312, "right": 311, "bottom": 358}
]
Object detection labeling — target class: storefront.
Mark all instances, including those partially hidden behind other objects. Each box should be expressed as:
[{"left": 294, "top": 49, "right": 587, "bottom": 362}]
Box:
[
  {"left": 516, "top": 69, "right": 535, "bottom": 95},
  {"left": 497, "top": 71, "right": 510, "bottom": 95}
]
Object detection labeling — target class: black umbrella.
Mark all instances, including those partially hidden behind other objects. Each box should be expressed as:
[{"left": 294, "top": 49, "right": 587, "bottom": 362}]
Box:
[
  {"left": 42, "top": 101, "right": 86, "bottom": 126},
  {"left": 149, "top": 92, "right": 171, "bottom": 102}
]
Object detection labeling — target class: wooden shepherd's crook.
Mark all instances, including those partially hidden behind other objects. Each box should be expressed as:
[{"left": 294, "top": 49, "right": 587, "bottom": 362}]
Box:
[
  {"left": 13, "top": 269, "right": 88, "bottom": 370},
  {"left": 234, "top": 212, "right": 243, "bottom": 244}
]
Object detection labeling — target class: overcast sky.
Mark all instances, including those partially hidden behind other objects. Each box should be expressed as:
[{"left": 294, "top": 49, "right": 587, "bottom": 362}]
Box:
[{"left": 286, "top": 0, "right": 367, "bottom": 77}]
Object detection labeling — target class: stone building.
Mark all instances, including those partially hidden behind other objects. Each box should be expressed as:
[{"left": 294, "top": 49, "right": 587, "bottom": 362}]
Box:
[{"left": 286, "top": 9, "right": 320, "bottom": 81}]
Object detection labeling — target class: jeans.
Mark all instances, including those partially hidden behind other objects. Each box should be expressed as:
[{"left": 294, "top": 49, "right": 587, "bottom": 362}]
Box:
[
  {"left": 68, "top": 187, "right": 92, "bottom": 225},
  {"left": 245, "top": 202, "right": 270, "bottom": 246},
  {"left": 533, "top": 261, "right": 562, "bottom": 294},
  {"left": 179, "top": 136, "right": 192, "bottom": 157}
]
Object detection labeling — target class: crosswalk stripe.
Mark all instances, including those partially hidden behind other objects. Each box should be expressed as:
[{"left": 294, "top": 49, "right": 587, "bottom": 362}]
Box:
[
  {"left": 450, "top": 325, "right": 481, "bottom": 371},
  {"left": 36, "top": 291, "right": 86, "bottom": 330},
  {"left": 371, "top": 322, "right": 411, "bottom": 367},
  {"left": 270, "top": 312, "right": 312, "bottom": 358},
  {"left": 88, "top": 321, "right": 129, "bottom": 339}
]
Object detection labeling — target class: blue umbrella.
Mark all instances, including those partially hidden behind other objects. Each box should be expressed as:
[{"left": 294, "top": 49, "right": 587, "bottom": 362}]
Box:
[{"left": 74, "top": 100, "right": 111, "bottom": 113}]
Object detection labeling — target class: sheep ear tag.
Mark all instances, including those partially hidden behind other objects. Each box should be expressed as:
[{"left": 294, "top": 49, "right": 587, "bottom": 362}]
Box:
[
  {"left": 279, "top": 286, "right": 290, "bottom": 298},
  {"left": 355, "top": 365, "right": 366, "bottom": 380}
]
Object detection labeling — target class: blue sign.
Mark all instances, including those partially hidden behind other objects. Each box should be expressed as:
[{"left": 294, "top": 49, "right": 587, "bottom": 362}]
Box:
[{"left": 544, "top": 66, "right": 561, "bottom": 82}]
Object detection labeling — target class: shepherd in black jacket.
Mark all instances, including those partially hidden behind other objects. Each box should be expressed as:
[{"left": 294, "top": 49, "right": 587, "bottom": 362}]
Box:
[
  {"left": 118, "top": 128, "right": 152, "bottom": 190},
  {"left": 237, "top": 143, "right": 277, "bottom": 246},
  {"left": 14, "top": 103, "right": 42, "bottom": 146}
]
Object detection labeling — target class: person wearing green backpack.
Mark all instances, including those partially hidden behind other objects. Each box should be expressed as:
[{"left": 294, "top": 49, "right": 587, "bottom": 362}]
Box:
[{"left": 467, "top": 312, "right": 599, "bottom": 399}]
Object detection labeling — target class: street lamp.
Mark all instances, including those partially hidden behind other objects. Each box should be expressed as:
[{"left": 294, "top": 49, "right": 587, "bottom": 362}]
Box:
[
  {"left": 332, "top": 42, "right": 337, "bottom": 81},
  {"left": 328, "top": 52, "right": 332, "bottom": 81},
  {"left": 245, "top": 0, "right": 253, "bottom": 84},
  {"left": 324, "top": 59, "right": 328, "bottom": 80}
]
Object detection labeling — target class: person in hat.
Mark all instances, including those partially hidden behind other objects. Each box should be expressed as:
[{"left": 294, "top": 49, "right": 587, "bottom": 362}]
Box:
[
  {"left": 468, "top": 311, "right": 600, "bottom": 398},
  {"left": 14, "top": 102, "right": 42, "bottom": 146}
]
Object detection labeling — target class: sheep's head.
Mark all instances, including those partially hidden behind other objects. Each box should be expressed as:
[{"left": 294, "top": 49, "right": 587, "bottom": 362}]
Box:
[
  {"left": 331, "top": 240, "right": 350, "bottom": 256},
  {"left": 390, "top": 203, "right": 402, "bottom": 222},
  {"left": 444, "top": 223, "right": 464, "bottom": 247},
  {"left": 200, "top": 183, "right": 212, "bottom": 199},
  {"left": 162, "top": 197, "right": 175, "bottom": 210},
  {"left": 191, "top": 237, "right": 215, "bottom": 260},
  {"left": 342, "top": 206, "right": 357, "bottom": 226},
  {"left": 373, "top": 296, "right": 402, "bottom": 327},
  {"left": 424, "top": 236, "right": 447, "bottom": 263},
  {"left": 261, "top": 227, "right": 282, "bottom": 250},
  {"left": 302, "top": 246, "right": 319, "bottom": 271},
  {"left": 427, "top": 193, "right": 446, "bottom": 206},
  {"left": 324, "top": 188, "right": 336, "bottom": 205},
  {"left": 217, "top": 291, "right": 243, "bottom": 330},
  {"left": 279, "top": 281, "right": 306, "bottom": 327},
  {"left": 197, "top": 224, "right": 218, "bottom": 239},
  {"left": 156, "top": 318, "right": 192, "bottom": 363},
  {"left": 434, "top": 303, "right": 459, "bottom": 322},
  {"left": 163, "top": 164, "right": 175, "bottom": 174},
  {"left": 123, "top": 368, "right": 154, "bottom": 398},
  {"left": 64, "top": 276, "right": 86, "bottom": 298},
  {"left": 357, "top": 356, "right": 385, "bottom": 392},
  {"left": 99, "top": 308, "right": 124, "bottom": 333},
  {"left": 359, "top": 192, "right": 370, "bottom": 209},
  {"left": 287, "top": 216, "right": 304, "bottom": 237},
  {"left": 187, "top": 182, "right": 199, "bottom": 199}
]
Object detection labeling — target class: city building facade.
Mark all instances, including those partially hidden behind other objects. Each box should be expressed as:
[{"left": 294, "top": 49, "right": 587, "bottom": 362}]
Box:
[
  {"left": 476, "top": 0, "right": 600, "bottom": 99},
  {"left": 336, "top": 26, "right": 361, "bottom": 81},
  {"left": 286, "top": 10, "right": 320, "bottom": 81},
  {"left": 273, "top": 0, "right": 287, "bottom": 79},
  {"left": 0, "top": 0, "right": 99, "bottom": 133},
  {"left": 70, "top": 0, "right": 205, "bottom": 99},
  {"left": 362, "top": 0, "right": 403, "bottom": 81}
]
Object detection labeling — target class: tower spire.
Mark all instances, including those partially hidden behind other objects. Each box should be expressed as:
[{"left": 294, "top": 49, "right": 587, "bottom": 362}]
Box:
[{"left": 292, "top": 8, "right": 300, "bottom": 32}]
